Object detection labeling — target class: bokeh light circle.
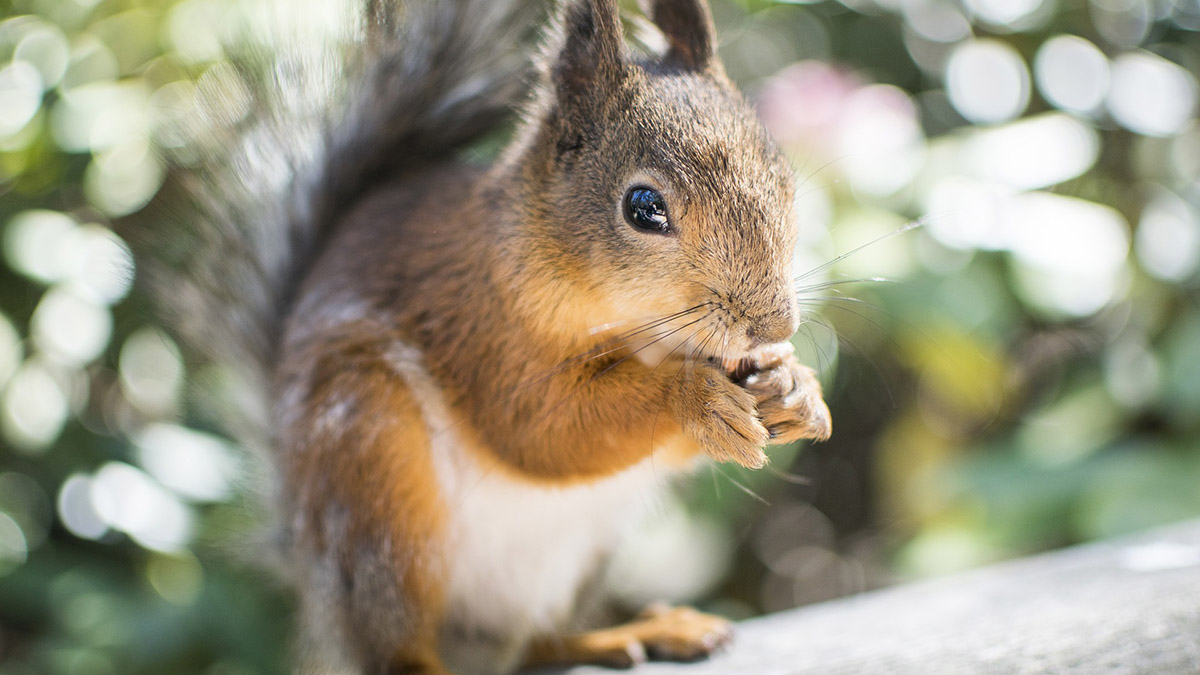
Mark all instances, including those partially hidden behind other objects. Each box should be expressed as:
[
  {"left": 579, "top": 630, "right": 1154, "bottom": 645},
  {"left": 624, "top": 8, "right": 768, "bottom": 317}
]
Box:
[
  {"left": 1107, "top": 52, "right": 1198, "bottom": 137},
  {"left": 0, "top": 61, "right": 43, "bottom": 138},
  {"left": 945, "top": 39, "right": 1031, "bottom": 124},
  {"left": 1035, "top": 35, "right": 1110, "bottom": 115}
]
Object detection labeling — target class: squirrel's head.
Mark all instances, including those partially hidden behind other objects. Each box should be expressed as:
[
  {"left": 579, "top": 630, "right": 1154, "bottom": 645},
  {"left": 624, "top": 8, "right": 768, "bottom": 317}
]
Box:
[{"left": 514, "top": 0, "right": 799, "bottom": 363}]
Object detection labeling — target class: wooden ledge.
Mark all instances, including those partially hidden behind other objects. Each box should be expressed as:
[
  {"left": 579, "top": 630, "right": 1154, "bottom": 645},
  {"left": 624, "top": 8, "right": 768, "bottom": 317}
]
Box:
[{"left": 536, "top": 519, "right": 1200, "bottom": 674}]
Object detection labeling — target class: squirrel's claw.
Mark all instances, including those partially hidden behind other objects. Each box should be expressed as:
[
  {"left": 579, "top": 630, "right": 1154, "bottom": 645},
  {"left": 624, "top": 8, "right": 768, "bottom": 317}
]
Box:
[
  {"left": 677, "top": 350, "right": 830, "bottom": 468},
  {"left": 743, "top": 355, "right": 832, "bottom": 443}
]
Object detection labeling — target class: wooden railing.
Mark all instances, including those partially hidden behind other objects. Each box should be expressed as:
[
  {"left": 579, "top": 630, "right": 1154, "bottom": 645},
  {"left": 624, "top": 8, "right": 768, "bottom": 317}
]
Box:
[{"left": 540, "top": 519, "right": 1200, "bottom": 673}]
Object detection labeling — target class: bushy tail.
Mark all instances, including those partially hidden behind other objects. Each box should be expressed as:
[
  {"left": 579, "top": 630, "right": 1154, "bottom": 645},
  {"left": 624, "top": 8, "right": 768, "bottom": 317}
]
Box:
[{"left": 129, "top": 0, "right": 541, "bottom": 453}]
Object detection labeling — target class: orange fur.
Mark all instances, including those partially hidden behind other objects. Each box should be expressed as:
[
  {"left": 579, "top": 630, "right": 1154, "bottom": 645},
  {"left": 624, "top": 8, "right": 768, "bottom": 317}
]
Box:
[
  {"left": 280, "top": 325, "right": 449, "bottom": 669},
  {"left": 268, "top": 1, "right": 832, "bottom": 672}
]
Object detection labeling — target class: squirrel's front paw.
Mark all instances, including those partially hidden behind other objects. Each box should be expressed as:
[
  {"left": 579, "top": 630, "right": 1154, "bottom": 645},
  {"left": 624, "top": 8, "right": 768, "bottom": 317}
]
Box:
[
  {"left": 742, "top": 352, "right": 832, "bottom": 444},
  {"left": 675, "top": 363, "right": 770, "bottom": 469}
]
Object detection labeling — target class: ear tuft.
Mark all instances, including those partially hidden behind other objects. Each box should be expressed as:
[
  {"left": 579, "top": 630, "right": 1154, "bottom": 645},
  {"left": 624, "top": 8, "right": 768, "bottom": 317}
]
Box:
[
  {"left": 551, "top": 0, "right": 627, "bottom": 96},
  {"left": 645, "top": 0, "right": 716, "bottom": 70}
]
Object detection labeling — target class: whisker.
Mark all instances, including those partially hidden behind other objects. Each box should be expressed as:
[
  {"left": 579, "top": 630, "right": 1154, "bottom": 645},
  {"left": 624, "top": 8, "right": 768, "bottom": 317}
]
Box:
[
  {"left": 796, "top": 320, "right": 835, "bottom": 378},
  {"left": 804, "top": 315, "right": 897, "bottom": 409},
  {"left": 794, "top": 218, "right": 926, "bottom": 283},
  {"left": 420, "top": 304, "right": 713, "bottom": 445},
  {"left": 654, "top": 322, "right": 713, "bottom": 377},
  {"left": 798, "top": 296, "right": 892, "bottom": 316},
  {"left": 765, "top": 465, "right": 812, "bottom": 485},
  {"left": 711, "top": 329, "right": 727, "bottom": 363},
  {"left": 589, "top": 311, "right": 713, "bottom": 382},
  {"left": 688, "top": 322, "right": 720, "bottom": 369},
  {"left": 647, "top": 321, "right": 716, "bottom": 449},
  {"left": 805, "top": 301, "right": 895, "bottom": 346},
  {"left": 793, "top": 154, "right": 847, "bottom": 194},
  {"left": 530, "top": 315, "right": 716, "bottom": 443},
  {"left": 648, "top": 322, "right": 721, "bottom": 455},
  {"left": 513, "top": 304, "right": 713, "bottom": 392},
  {"left": 585, "top": 302, "right": 705, "bottom": 333},
  {"left": 789, "top": 144, "right": 817, "bottom": 189},
  {"left": 795, "top": 276, "right": 896, "bottom": 294},
  {"left": 807, "top": 289, "right": 981, "bottom": 400},
  {"left": 582, "top": 303, "right": 711, "bottom": 354},
  {"left": 794, "top": 176, "right": 840, "bottom": 203},
  {"left": 711, "top": 464, "right": 770, "bottom": 506}
]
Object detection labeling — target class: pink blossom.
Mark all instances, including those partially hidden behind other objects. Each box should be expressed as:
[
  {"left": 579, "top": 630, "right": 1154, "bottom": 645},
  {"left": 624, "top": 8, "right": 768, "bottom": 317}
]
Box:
[{"left": 756, "top": 61, "right": 862, "bottom": 151}]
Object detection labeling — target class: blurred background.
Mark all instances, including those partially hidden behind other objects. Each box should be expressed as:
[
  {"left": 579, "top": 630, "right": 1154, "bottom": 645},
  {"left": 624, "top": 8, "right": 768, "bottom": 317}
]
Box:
[{"left": 1, "top": 0, "right": 1199, "bottom": 672}]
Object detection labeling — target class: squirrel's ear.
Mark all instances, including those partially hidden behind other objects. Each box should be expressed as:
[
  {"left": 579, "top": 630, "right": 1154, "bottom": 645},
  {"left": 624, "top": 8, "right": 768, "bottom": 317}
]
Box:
[
  {"left": 644, "top": 0, "right": 716, "bottom": 70},
  {"left": 551, "top": 0, "right": 627, "bottom": 96}
]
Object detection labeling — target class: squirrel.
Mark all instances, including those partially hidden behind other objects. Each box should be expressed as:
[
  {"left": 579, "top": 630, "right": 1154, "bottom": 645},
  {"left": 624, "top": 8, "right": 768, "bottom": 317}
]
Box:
[{"left": 131, "top": 0, "right": 832, "bottom": 673}]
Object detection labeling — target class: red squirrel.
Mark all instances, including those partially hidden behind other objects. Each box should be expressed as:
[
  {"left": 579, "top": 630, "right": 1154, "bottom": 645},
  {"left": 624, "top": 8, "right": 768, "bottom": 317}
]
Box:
[{"left": 134, "top": 0, "right": 831, "bottom": 672}]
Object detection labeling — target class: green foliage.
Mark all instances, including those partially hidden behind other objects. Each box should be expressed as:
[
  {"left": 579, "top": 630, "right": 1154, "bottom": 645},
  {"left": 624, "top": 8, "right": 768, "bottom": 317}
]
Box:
[{"left": 1, "top": 0, "right": 1199, "bottom": 671}]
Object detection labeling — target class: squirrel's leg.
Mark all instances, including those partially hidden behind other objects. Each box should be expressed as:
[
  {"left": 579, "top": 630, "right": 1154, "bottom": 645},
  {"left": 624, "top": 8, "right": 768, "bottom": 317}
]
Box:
[
  {"left": 523, "top": 604, "right": 732, "bottom": 668},
  {"left": 282, "top": 331, "right": 451, "bottom": 675}
]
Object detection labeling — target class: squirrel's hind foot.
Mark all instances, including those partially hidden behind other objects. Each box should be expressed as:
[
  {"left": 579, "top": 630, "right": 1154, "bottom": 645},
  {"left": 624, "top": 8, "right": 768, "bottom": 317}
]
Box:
[{"left": 524, "top": 604, "right": 733, "bottom": 669}]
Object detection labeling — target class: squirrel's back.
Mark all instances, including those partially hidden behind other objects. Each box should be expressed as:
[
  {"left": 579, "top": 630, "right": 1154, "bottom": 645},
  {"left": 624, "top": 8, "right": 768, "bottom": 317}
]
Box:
[{"left": 128, "top": 0, "right": 542, "bottom": 457}]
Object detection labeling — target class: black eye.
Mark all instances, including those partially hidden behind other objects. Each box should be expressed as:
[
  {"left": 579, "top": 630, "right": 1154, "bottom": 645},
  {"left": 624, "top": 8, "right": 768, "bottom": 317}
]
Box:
[{"left": 623, "top": 186, "right": 671, "bottom": 234}]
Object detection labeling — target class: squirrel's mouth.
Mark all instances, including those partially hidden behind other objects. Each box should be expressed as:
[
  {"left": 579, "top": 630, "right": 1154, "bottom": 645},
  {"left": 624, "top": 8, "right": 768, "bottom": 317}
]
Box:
[
  {"left": 707, "top": 340, "right": 795, "bottom": 383},
  {"left": 622, "top": 316, "right": 789, "bottom": 376},
  {"left": 712, "top": 355, "right": 758, "bottom": 382},
  {"left": 629, "top": 335, "right": 788, "bottom": 382}
]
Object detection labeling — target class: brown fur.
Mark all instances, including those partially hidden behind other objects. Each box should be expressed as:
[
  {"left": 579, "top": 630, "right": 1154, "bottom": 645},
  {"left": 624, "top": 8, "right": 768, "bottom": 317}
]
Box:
[{"left": 271, "top": 0, "right": 831, "bottom": 672}]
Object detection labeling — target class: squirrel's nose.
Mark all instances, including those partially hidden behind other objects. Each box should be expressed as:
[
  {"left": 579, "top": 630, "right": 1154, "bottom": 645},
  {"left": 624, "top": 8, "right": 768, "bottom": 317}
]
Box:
[{"left": 746, "top": 306, "right": 799, "bottom": 346}]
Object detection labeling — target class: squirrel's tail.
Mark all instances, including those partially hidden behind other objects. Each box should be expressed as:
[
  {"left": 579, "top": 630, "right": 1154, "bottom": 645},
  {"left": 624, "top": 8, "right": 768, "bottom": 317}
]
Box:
[{"left": 130, "top": 0, "right": 539, "bottom": 453}]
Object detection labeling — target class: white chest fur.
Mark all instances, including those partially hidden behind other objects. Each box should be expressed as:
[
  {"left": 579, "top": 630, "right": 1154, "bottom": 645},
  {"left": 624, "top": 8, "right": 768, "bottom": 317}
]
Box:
[
  {"left": 387, "top": 343, "right": 675, "bottom": 669},
  {"left": 434, "top": 439, "right": 666, "bottom": 634}
]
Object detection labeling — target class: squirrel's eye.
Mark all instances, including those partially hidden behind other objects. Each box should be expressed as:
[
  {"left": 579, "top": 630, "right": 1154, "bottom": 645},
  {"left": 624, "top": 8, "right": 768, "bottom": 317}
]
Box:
[{"left": 623, "top": 187, "right": 671, "bottom": 234}]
